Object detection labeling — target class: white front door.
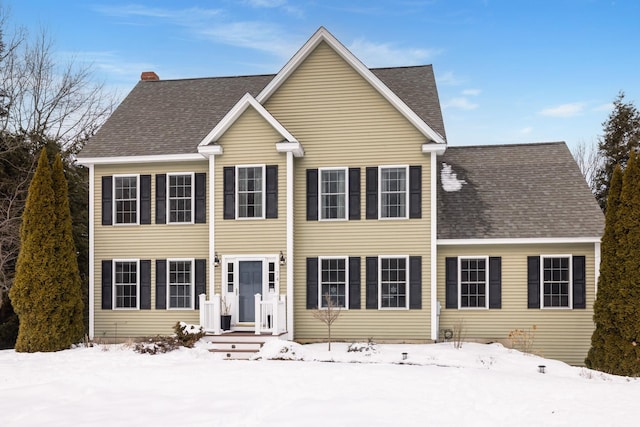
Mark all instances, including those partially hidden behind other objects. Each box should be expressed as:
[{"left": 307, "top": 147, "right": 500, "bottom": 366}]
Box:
[{"left": 222, "top": 255, "right": 280, "bottom": 327}]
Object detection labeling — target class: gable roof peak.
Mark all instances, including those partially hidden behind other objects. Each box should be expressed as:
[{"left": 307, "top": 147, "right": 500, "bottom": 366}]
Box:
[{"left": 257, "top": 26, "right": 445, "bottom": 144}]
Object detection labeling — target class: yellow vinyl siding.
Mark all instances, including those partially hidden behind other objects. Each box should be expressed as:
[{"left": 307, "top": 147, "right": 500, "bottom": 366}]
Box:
[
  {"left": 94, "top": 161, "right": 208, "bottom": 338},
  {"left": 213, "top": 106, "right": 287, "bottom": 295},
  {"left": 437, "top": 243, "right": 596, "bottom": 365},
  {"left": 264, "top": 41, "right": 433, "bottom": 340}
]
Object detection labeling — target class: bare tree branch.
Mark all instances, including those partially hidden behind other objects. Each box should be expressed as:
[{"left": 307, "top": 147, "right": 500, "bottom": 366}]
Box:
[{"left": 572, "top": 139, "right": 602, "bottom": 195}]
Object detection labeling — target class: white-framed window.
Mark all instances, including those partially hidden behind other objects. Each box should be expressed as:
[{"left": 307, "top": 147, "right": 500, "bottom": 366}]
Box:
[
  {"left": 459, "top": 256, "right": 489, "bottom": 309},
  {"left": 541, "top": 255, "right": 572, "bottom": 308},
  {"left": 236, "top": 165, "right": 265, "bottom": 219},
  {"left": 168, "top": 259, "right": 194, "bottom": 310},
  {"left": 319, "top": 257, "right": 348, "bottom": 308},
  {"left": 114, "top": 175, "right": 139, "bottom": 224},
  {"left": 379, "top": 255, "right": 409, "bottom": 309},
  {"left": 319, "top": 168, "right": 347, "bottom": 220},
  {"left": 113, "top": 259, "right": 139, "bottom": 309},
  {"left": 379, "top": 166, "right": 408, "bottom": 219},
  {"left": 168, "top": 173, "right": 194, "bottom": 224}
]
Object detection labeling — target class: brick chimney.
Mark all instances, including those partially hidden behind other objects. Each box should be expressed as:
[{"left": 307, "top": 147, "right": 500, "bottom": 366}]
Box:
[{"left": 141, "top": 71, "right": 159, "bottom": 81}]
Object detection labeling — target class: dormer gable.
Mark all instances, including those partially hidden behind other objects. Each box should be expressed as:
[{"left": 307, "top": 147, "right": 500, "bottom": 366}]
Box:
[{"left": 257, "top": 27, "right": 445, "bottom": 144}]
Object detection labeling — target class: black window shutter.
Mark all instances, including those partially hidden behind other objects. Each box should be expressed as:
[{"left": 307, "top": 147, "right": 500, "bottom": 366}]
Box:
[
  {"left": 195, "top": 259, "right": 206, "bottom": 309},
  {"left": 101, "top": 176, "right": 112, "bottom": 225},
  {"left": 348, "top": 256, "right": 361, "bottom": 309},
  {"left": 140, "top": 260, "right": 151, "bottom": 309},
  {"left": 101, "top": 260, "right": 112, "bottom": 309},
  {"left": 527, "top": 256, "right": 540, "bottom": 309},
  {"left": 445, "top": 257, "right": 458, "bottom": 309},
  {"left": 306, "top": 257, "right": 319, "bottom": 309},
  {"left": 349, "top": 168, "right": 361, "bottom": 220},
  {"left": 409, "top": 256, "right": 422, "bottom": 309},
  {"left": 306, "top": 169, "right": 318, "bottom": 221},
  {"left": 223, "top": 167, "right": 235, "bottom": 220},
  {"left": 573, "top": 255, "right": 586, "bottom": 309},
  {"left": 365, "top": 167, "right": 378, "bottom": 219},
  {"left": 156, "top": 174, "right": 166, "bottom": 224},
  {"left": 488, "top": 257, "right": 502, "bottom": 309},
  {"left": 156, "top": 259, "right": 167, "bottom": 309},
  {"left": 409, "top": 165, "right": 422, "bottom": 219},
  {"left": 365, "top": 256, "right": 378, "bottom": 309},
  {"left": 266, "top": 165, "right": 278, "bottom": 219},
  {"left": 140, "top": 175, "right": 151, "bottom": 224},
  {"left": 195, "top": 173, "right": 206, "bottom": 223}
]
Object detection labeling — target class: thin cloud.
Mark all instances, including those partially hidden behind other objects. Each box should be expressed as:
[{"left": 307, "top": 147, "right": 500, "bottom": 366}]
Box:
[
  {"left": 348, "top": 38, "right": 441, "bottom": 67},
  {"left": 520, "top": 126, "right": 533, "bottom": 134},
  {"left": 243, "top": 0, "right": 304, "bottom": 17},
  {"left": 538, "top": 102, "right": 586, "bottom": 118},
  {"left": 437, "top": 71, "right": 464, "bottom": 86},
  {"left": 593, "top": 103, "right": 613, "bottom": 112},
  {"left": 94, "top": 4, "right": 298, "bottom": 59},
  {"left": 462, "top": 89, "right": 481, "bottom": 96},
  {"left": 94, "top": 4, "right": 222, "bottom": 21},
  {"left": 199, "top": 22, "right": 301, "bottom": 59},
  {"left": 444, "top": 97, "right": 478, "bottom": 110}
]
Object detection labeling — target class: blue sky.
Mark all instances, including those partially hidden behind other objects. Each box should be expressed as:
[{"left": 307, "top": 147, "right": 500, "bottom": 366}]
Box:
[{"left": 5, "top": 0, "right": 640, "bottom": 149}]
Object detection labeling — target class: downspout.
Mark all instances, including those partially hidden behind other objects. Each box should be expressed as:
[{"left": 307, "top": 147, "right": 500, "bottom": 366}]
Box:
[
  {"left": 430, "top": 151, "right": 438, "bottom": 341},
  {"left": 209, "top": 155, "right": 216, "bottom": 298},
  {"left": 286, "top": 150, "right": 294, "bottom": 340},
  {"left": 88, "top": 163, "right": 95, "bottom": 339}
]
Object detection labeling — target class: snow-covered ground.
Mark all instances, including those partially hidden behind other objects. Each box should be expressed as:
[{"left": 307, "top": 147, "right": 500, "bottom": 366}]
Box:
[{"left": 1, "top": 340, "right": 637, "bottom": 426}]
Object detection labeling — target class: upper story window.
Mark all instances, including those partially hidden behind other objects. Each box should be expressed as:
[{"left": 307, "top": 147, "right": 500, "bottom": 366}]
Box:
[
  {"left": 379, "top": 166, "right": 408, "bottom": 219},
  {"left": 542, "top": 256, "right": 571, "bottom": 308},
  {"left": 319, "top": 257, "right": 347, "bottom": 308},
  {"left": 379, "top": 256, "right": 408, "bottom": 309},
  {"left": 168, "top": 173, "right": 193, "bottom": 223},
  {"left": 320, "top": 168, "right": 347, "bottom": 220},
  {"left": 237, "top": 165, "right": 264, "bottom": 219},
  {"left": 114, "top": 260, "right": 138, "bottom": 309},
  {"left": 459, "top": 257, "right": 488, "bottom": 309},
  {"left": 114, "top": 175, "right": 138, "bottom": 224},
  {"left": 168, "top": 259, "right": 194, "bottom": 310}
]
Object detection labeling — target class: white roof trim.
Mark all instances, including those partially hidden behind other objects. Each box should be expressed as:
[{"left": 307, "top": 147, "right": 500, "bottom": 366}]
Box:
[
  {"left": 198, "top": 93, "right": 298, "bottom": 147},
  {"left": 76, "top": 153, "right": 205, "bottom": 165},
  {"left": 438, "top": 237, "right": 602, "bottom": 245},
  {"left": 422, "top": 143, "right": 447, "bottom": 155},
  {"left": 276, "top": 142, "right": 304, "bottom": 157},
  {"left": 256, "top": 27, "right": 445, "bottom": 144},
  {"left": 198, "top": 144, "right": 223, "bottom": 157}
]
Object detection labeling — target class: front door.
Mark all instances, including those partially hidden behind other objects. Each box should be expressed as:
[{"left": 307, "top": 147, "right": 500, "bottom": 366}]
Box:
[{"left": 238, "top": 261, "right": 263, "bottom": 323}]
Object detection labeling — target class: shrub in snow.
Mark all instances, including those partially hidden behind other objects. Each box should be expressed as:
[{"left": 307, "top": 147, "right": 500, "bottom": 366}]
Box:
[
  {"left": 347, "top": 338, "right": 378, "bottom": 355},
  {"left": 253, "top": 341, "right": 305, "bottom": 361},
  {"left": 173, "top": 322, "right": 205, "bottom": 348},
  {"left": 134, "top": 336, "right": 180, "bottom": 355}
]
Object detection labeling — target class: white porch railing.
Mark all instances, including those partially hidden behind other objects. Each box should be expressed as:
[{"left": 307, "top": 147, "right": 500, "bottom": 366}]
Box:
[
  {"left": 255, "top": 294, "right": 287, "bottom": 336},
  {"left": 199, "top": 293, "right": 286, "bottom": 336},
  {"left": 199, "top": 293, "right": 221, "bottom": 335}
]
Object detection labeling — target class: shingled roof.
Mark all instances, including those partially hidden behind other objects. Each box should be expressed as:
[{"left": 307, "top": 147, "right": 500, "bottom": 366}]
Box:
[
  {"left": 79, "top": 65, "right": 445, "bottom": 158},
  {"left": 437, "top": 142, "right": 604, "bottom": 239}
]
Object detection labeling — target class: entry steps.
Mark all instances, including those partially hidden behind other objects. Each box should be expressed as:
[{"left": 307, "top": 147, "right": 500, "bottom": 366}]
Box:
[{"left": 205, "top": 331, "right": 286, "bottom": 360}]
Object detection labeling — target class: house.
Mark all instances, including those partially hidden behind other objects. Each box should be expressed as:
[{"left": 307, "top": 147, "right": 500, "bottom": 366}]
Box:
[{"left": 77, "top": 27, "right": 604, "bottom": 365}]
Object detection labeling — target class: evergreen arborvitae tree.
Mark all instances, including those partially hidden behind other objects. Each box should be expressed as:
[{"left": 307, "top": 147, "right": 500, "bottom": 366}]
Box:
[
  {"left": 612, "top": 152, "right": 640, "bottom": 375},
  {"left": 9, "top": 150, "right": 83, "bottom": 351},
  {"left": 10, "top": 150, "right": 58, "bottom": 352},
  {"left": 586, "top": 165, "right": 623, "bottom": 371},
  {"left": 50, "top": 153, "right": 84, "bottom": 345},
  {"left": 593, "top": 92, "right": 640, "bottom": 210}
]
